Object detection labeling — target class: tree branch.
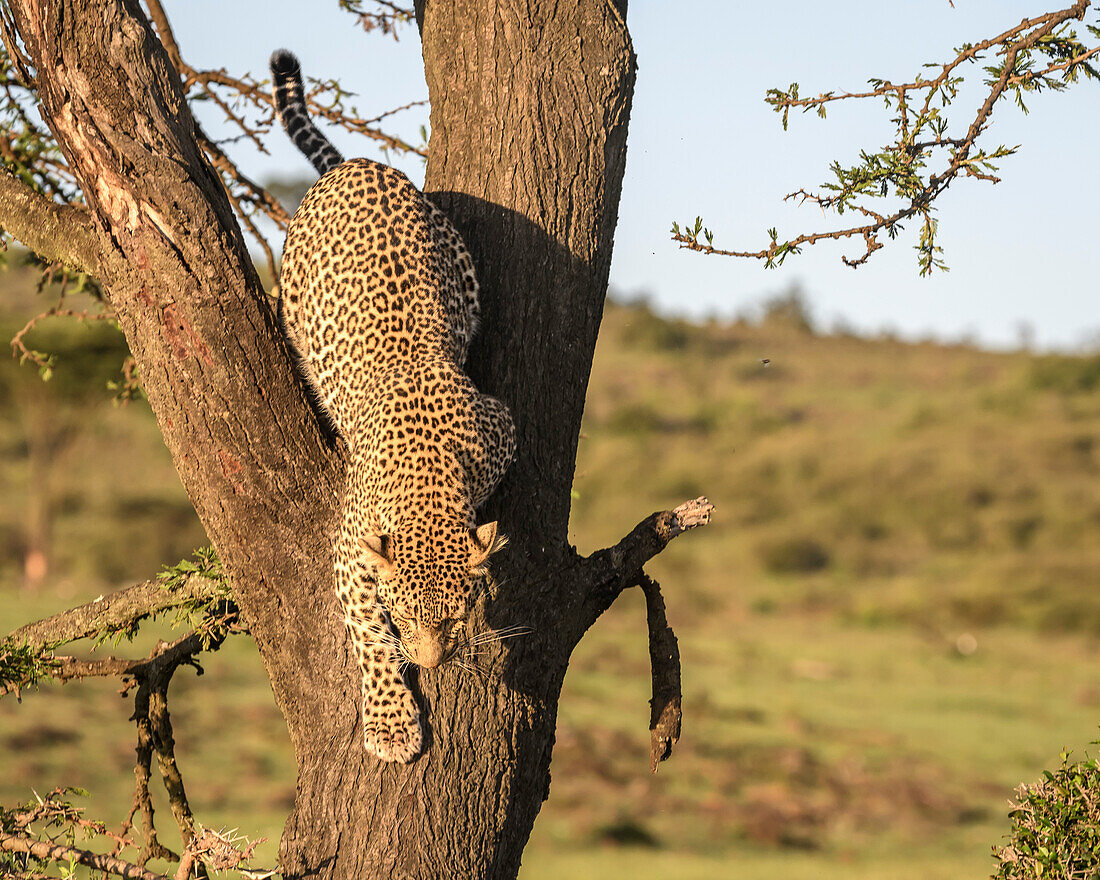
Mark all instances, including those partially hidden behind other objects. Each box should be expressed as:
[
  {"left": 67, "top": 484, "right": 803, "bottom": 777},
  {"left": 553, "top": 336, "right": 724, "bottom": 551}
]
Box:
[
  {"left": 640, "top": 573, "right": 681, "bottom": 773},
  {"left": 584, "top": 495, "right": 715, "bottom": 619},
  {"left": 0, "top": 168, "right": 101, "bottom": 274},
  {"left": 576, "top": 498, "right": 710, "bottom": 771},
  {"left": 673, "top": 0, "right": 1099, "bottom": 274},
  {"left": 8, "top": 573, "right": 225, "bottom": 651},
  {"left": 0, "top": 831, "right": 170, "bottom": 880}
]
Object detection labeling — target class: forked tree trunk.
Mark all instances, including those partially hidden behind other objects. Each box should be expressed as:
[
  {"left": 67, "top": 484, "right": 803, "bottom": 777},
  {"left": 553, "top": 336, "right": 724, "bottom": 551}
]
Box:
[{"left": 2, "top": 1, "right": 643, "bottom": 878}]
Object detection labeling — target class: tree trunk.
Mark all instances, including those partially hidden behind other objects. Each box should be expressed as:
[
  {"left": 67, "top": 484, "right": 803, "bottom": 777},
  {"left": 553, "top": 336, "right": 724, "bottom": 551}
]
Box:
[
  {"left": 3, "top": 1, "right": 640, "bottom": 878},
  {"left": 281, "top": 4, "right": 637, "bottom": 878}
]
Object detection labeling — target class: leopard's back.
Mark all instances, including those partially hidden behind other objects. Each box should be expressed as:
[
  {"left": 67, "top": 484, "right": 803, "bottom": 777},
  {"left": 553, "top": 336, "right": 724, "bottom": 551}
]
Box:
[{"left": 280, "top": 158, "right": 479, "bottom": 435}]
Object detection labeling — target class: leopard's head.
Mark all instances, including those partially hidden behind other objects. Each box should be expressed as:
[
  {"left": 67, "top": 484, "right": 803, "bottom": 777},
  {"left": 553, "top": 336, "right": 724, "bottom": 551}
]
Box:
[{"left": 358, "top": 521, "right": 506, "bottom": 668}]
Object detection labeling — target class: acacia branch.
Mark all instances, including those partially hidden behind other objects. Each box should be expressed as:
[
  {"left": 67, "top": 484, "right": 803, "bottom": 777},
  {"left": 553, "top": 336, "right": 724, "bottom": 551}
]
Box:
[
  {"left": 8, "top": 573, "right": 224, "bottom": 652},
  {"left": 673, "top": 0, "right": 1099, "bottom": 273},
  {"left": 767, "top": 3, "right": 1093, "bottom": 119},
  {"left": 0, "top": 168, "right": 100, "bottom": 274},
  {"left": 0, "top": 831, "right": 170, "bottom": 880}
]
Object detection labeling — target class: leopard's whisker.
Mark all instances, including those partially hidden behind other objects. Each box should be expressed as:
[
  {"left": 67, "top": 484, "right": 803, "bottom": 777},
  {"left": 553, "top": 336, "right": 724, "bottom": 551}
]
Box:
[{"left": 465, "top": 626, "right": 532, "bottom": 647}]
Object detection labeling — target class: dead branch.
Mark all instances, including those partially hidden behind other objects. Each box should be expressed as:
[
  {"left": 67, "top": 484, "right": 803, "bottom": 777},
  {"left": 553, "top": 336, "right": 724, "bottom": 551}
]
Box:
[
  {"left": 0, "top": 831, "right": 170, "bottom": 880},
  {"left": 138, "top": 643, "right": 200, "bottom": 855},
  {"left": 130, "top": 713, "right": 178, "bottom": 869},
  {"left": 8, "top": 573, "right": 224, "bottom": 652},
  {"left": 578, "top": 497, "right": 711, "bottom": 770},
  {"left": 639, "top": 574, "right": 681, "bottom": 773},
  {"left": 585, "top": 495, "right": 715, "bottom": 614}
]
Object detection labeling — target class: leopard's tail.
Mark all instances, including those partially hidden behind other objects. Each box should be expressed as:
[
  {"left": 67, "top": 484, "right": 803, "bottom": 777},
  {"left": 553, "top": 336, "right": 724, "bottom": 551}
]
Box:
[{"left": 270, "top": 49, "right": 344, "bottom": 176}]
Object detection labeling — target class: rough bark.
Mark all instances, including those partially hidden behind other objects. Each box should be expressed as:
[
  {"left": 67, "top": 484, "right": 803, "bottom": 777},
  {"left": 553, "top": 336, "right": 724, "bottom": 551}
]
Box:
[{"left": 0, "top": 2, "right": 701, "bottom": 879}]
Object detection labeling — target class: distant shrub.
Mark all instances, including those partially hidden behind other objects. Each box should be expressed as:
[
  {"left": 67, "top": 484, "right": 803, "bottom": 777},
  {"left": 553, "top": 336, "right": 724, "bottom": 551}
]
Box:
[
  {"left": 992, "top": 749, "right": 1100, "bottom": 880},
  {"left": 758, "top": 537, "right": 830, "bottom": 574},
  {"left": 760, "top": 285, "right": 816, "bottom": 335},
  {"left": 605, "top": 401, "right": 719, "bottom": 436},
  {"left": 606, "top": 401, "right": 663, "bottom": 434},
  {"left": 617, "top": 301, "right": 690, "bottom": 351},
  {"left": 1030, "top": 354, "right": 1100, "bottom": 394},
  {"left": 593, "top": 817, "right": 661, "bottom": 848},
  {"left": 1004, "top": 514, "right": 1042, "bottom": 550}
]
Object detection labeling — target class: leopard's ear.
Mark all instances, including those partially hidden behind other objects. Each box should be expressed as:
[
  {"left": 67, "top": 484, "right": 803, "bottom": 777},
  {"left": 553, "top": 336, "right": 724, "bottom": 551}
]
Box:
[
  {"left": 469, "top": 521, "right": 507, "bottom": 567},
  {"left": 359, "top": 534, "right": 396, "bottom": 576}
]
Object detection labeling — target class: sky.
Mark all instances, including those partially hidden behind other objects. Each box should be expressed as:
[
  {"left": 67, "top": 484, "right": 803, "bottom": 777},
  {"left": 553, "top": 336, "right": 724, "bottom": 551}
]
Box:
[{"left": 169, "top": 1, "right": 1099, "bottom": 351}]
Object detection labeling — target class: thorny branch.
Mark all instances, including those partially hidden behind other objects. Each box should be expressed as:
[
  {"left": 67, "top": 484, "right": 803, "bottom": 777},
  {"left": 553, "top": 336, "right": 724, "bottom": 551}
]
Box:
[
  {"left": 7, "top": 573, "right": 226, "bottom": 653},
  {"left": 340, "top": 0, "right": 416, "bottom": 37},
  {"left": 3, "top": 617, "right": 245, "bottom": 878},
  {"left": 139, "top": 0, "right": 425, "bottom": 289},
  {"left": 7, "top": 261, "right": 111, "bottom": 369},
  {"left": 672, "top": 1, "right": 1100, "bottom": 274},
  {"left": 0, "top": 831, "right": 170, "bottom": 880},
  {"left": 1, "top": 0, "right": 425, "bottom": 292},
  {"left": 1, "top": 789, "right": 270, "bottom": 880}
]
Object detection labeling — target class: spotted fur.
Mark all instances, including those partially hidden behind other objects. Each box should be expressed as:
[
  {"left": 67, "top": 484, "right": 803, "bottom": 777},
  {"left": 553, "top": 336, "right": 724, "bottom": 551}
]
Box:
[{"left": 272, "top": 50, "right": 515, "bottom": 763}]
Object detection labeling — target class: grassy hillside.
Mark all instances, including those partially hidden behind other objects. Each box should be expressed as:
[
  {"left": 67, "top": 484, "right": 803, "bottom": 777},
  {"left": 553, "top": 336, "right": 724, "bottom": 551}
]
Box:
[{"left": 2, "top": 282, "right": 1099, "bottom": 879}]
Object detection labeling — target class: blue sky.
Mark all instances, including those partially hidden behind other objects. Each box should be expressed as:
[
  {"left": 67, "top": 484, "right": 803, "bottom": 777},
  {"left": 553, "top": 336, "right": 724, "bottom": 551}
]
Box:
[{"left": 170, "top": 1, "right": 1099, "bottom": 350}]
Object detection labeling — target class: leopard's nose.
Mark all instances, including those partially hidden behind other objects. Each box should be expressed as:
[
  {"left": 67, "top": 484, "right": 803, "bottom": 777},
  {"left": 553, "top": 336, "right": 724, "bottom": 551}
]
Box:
[{"left": 413, "top": 639, "right": 445, "bottom": 669}]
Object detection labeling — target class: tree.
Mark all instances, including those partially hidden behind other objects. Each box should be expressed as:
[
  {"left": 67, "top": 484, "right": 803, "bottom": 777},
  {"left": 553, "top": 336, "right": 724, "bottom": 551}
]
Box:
[
  {"left": 0, "top": 1, "right": 1097, "bottom": 879},
  {"left": 0, "top": 1, "right": 708, "bottom": 878}
]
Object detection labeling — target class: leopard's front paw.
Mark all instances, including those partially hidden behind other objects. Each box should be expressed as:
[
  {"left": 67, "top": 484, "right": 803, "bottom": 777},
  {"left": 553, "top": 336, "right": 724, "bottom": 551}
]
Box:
[{"left": 363, "top": 695, "right": 422, "bottom": 763}]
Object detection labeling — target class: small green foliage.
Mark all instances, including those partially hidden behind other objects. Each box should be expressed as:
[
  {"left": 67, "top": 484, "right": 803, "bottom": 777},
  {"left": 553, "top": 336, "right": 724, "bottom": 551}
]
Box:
[
  {"left": 155, "top": 546, "right": 232, "bottom": 646},
  {"left": 992, "top": 748, "right": 1100, "bottom": 879},
  {"left": 670, "top": 216, "right": 714, "bottom": 249},
  {"left": 157, "top": 544, "right": 225, "bottom": 592},
  {"left": 0, "top": 637, "right": 61, "bottom": 696}
]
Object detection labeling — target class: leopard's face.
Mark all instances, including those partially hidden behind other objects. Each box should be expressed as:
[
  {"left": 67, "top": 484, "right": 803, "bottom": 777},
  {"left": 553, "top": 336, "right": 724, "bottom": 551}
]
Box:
[
  {"left": 360, "top": 522, "right": 504, "bottom": 668},
  {"left": 381, "top": 569, "right": 472, "bottom": 669}
]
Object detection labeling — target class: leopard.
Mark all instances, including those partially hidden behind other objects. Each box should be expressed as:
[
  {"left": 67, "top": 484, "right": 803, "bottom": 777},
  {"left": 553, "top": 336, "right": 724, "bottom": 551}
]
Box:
[{"left": 270, "top": 49, "right": 516, "bottom": 764}]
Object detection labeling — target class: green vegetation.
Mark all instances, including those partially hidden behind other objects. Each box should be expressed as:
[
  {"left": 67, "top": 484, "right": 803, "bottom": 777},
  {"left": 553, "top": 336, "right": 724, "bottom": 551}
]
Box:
[
  {"left": 994, "top": 748, "right": 1100, "bottom": 879},
  {"left": 1, "top": 281, "right": 1099, "bottom": 878}
]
